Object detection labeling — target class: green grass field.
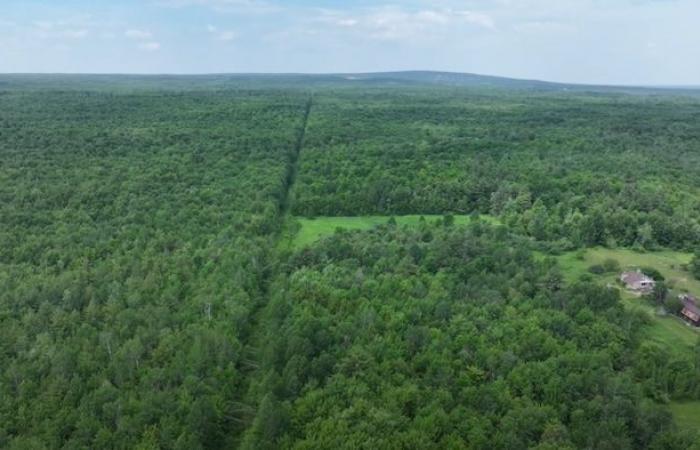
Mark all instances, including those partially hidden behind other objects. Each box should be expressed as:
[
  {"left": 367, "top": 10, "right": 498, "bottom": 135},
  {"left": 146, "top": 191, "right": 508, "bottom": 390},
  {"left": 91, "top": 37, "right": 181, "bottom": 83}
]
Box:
[
  {"left": 669, "top": 401, "right": 700, "bottom": 431},
  {"left": 556, "top": 247, "right": 697, "bottom": 291},
  {"left": 290, "top": 214, "right": 497, "bottom": 248},
  {"left": 551, "top": 247, "right": 699, "bottom": 353}
]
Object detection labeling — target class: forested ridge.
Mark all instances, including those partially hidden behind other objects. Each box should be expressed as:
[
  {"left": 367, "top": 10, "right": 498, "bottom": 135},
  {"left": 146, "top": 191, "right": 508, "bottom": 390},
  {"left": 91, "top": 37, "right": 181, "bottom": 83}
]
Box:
[{"left": 1, "top": 78, "right": 699, "bottom": 449}]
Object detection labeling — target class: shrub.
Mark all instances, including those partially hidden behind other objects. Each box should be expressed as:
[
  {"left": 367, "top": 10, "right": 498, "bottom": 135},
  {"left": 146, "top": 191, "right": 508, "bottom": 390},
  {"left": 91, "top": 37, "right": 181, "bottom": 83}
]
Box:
[
  {"left": 665, "top": 296, "right": 684, "bottom": 315},
  {"left": 641, "top": 266, "right": 665, "bottom": 281},
  {"left": 588, "top": 264, "right": 606, "bottom": 275},
  {"left": 579, "top": 273, "right": 594, "bottom": 282},
  {"left": 690, "top": 251, "right": 700, "bottom": 280},
  {"left": 647, "top": 281, "right": 668, "bottom": 305},
  {"left": 602, "top": 258, "right": 620, "bottom": 273},
  {"left": 443, "top": 214, "right": 455, "bottom": 227}
]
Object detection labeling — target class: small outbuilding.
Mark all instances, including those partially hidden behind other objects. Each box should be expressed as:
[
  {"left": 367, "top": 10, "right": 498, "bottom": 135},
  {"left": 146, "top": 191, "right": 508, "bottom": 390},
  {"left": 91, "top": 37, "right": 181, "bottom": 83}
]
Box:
[
  {"left": 620, "top": 270, "right": 655, "bottom": 293},
  {"left": 679, "top": 294, "right": 700, "bottom": 326}
]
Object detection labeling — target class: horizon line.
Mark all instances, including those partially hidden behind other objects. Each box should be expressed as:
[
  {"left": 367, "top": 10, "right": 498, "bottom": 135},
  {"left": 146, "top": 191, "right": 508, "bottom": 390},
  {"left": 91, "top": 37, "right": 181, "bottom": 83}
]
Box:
[{"left": 1, "top": 70, "right": 698, "bottom": 90}]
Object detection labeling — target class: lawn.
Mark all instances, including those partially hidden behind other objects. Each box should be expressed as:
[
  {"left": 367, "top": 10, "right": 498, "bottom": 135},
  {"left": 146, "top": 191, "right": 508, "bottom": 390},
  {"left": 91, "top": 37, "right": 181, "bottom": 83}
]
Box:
[
  {"left": 669, "top": 401, "right": 700, "bottom": 432},
  {"left": 289, "top": 214, "right": 496, "bottom": 249},
  {"left": 551, "top": 247, "right": 700, "bottom": 353},
  {"left": 556, "top": 247, "right": 697, "bottom": 292}
]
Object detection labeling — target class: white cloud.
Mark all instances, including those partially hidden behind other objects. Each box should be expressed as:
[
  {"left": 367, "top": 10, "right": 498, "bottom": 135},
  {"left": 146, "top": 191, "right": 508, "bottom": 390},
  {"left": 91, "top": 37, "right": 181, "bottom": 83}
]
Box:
[
  {"left": 514, "top": 20, "right": 576, "bottom": 34},
  {"left": 125, "top": 29, "right": 153, "bottom": 39},
  {"left": 155, "top": 0, "right": 281, "bottom": 14},
  {"left": 33, "top": 20, "right": 54, "bottom": 30},
  {"left": 454, "top": 11, "right": 495, "bottom": 29},
  {"left": 318, "top": 7, "right": 496, "bottom": 42},
  {"left": 63, "top": 29, "right": 89, "bottom": 39},
  {"left": 206, "top": 25, "right": 236, "bottom": 41},
  {"left": 29, "top": 20, "right": 90, "bottom": 40},
  {"left": 414, "top": 10, "right": 450, "bottom": 25},
  {"left": 138, "top": 41, "right": 161, "bottom": 51},
  {"left": 218, "top": 30, "right": 236, "bottom": 41},
  {"left": 337, "top": 19, "right": 358, "bottom": 27}
]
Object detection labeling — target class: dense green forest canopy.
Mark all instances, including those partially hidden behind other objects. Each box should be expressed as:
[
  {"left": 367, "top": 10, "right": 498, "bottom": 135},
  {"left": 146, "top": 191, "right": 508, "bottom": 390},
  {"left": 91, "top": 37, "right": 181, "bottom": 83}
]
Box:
[
  {"left": 247, "top": 221, "right": 699, "bottom": 449},
  {"left": 1, "top": 75, "right": 699, "bottom": 449},
  {"left": 292, "top": 89, "right": 700, "bottom": 250},
  {"left": 0, "top": 87, "right": 309, "bottom": 448}
]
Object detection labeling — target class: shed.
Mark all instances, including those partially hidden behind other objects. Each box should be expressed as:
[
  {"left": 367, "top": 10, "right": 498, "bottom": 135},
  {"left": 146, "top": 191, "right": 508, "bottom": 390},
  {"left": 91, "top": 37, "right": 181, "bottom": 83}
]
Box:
[{"left": 679, "top": 294, "right": 700, "bottom": 326}]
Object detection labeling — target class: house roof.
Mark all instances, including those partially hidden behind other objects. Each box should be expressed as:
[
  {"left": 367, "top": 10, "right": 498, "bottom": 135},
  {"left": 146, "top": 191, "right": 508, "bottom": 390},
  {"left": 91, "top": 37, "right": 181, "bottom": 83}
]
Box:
[
  {"left": 681, "top": 294, "right": 700, "bottom": 317},
  {"left": 621, "top": 271, "right": 654, "bottom": 285},
  {"left": 680, "top": 293, "right": 698, "bottom": 303}
]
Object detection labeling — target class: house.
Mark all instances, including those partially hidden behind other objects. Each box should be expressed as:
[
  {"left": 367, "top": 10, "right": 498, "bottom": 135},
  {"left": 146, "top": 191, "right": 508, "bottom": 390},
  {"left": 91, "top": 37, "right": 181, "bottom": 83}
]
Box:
[
  {"left": 620, "top": 270, "right": 655, "bottom": 293},
  {"left": 679, "top": 294, "right": 700, "bottom": 326}
]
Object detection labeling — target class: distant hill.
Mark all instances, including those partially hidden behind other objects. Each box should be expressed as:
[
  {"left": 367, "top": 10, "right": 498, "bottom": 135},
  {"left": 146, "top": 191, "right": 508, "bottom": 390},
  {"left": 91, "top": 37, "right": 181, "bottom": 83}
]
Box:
[
  {"left": 334, "top": 71, "right": 561, "bottom": 90},
  {"left": 0, "top": 71, "right": 698, "bottom": 94},
  {"left": 332, "top": 71, "right": 700, "bottom": 95}
]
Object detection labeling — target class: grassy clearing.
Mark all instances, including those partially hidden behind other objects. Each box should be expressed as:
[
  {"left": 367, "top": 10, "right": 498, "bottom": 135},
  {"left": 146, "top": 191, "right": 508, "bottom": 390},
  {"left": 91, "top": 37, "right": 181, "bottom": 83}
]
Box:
[
  {"left": 637, "top": 301, "right": 700, "bottom": 351},
  {"left": 556, "top": 248, "right": 697, "bottom": 292},
  {"left": 289, "top": 214, "right": 496, "bottom": 249},
  {"left": 669, "top": 401, "right": 700, "bottom": 431},
  {"left": 550, "top": 247, "right": 699, "bottom": 353}
]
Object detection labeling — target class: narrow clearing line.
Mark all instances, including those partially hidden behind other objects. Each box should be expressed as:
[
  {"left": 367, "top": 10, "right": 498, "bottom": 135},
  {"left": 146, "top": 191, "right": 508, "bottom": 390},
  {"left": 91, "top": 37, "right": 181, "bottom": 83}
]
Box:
[
  {"left": 232, "top": 94, "right": 313, "bottom": 443},
  {"left": 281, "top": 94, "right": 313, "bottom": 215}
]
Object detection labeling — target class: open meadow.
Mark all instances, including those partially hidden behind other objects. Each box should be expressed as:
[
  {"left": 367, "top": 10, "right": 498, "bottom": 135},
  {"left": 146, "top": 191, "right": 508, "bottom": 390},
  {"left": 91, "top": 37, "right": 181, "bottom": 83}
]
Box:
[
  {"left": 670, "top": 401, "right": 700, "bottom": 432},
  {"left": 289, "top": 214, "right": 499, "bottom": 248}
]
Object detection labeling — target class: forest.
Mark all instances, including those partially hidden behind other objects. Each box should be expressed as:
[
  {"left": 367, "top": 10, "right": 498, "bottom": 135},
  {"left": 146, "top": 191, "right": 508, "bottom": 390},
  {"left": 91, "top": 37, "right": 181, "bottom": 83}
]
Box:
[
  {"left": 0, "top": 86, "right": 310, "bottom": 448},
  {"left": 1, "top": 75, "right": 699, "bottom": 449},
  {"left": 292, "top": 89, "right": 700, "bottom": 251}
]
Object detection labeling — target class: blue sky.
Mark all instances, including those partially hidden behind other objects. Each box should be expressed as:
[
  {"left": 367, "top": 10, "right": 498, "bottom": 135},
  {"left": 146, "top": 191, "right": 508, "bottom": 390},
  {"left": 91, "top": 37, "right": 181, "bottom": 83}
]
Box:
[{"left": 1, "top": 0, "right": 698, "bottom": 85}]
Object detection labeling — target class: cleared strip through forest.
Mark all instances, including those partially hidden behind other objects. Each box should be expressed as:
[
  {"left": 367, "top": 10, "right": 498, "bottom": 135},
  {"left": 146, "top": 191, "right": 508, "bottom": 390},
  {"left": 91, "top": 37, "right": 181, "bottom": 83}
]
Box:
[
  {"left": 233, "top": 94, "right": 314, "bottom": 442},
  {"left": 280, "top": 94, "right": 313, "bottom": 215}
]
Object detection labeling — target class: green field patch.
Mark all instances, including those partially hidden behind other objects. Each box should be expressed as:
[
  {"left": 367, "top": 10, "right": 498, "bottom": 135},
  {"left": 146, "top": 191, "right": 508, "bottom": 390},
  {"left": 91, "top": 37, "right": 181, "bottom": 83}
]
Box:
[
  {"left": 290, "top": 215, "right": 496, "bottom": 249},
  {"left": 555, "top": 247, "right": 695, "bottom": 289},
  {"left": 547, "top": 247, "right": 700, "bottom": 353},
  {"left": 670, "top": 401, "right": 700, "bottom": 431},
  {"left": 634, "top": 300, "right": 700, "bottom": 350}
]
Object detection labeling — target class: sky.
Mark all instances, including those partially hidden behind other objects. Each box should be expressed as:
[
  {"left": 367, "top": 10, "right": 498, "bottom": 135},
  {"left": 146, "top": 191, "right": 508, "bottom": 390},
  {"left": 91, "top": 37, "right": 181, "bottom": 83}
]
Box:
[{"left": 0, "top": 0, "right": 698, "bottom": 85}]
